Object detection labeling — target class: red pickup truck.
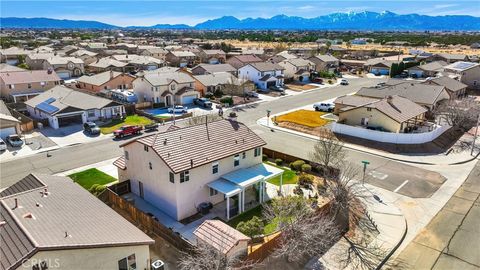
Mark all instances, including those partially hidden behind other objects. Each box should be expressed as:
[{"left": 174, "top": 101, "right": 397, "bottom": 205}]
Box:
[{"left": 113, "top": 125, "right": 142, "bottom": 138}]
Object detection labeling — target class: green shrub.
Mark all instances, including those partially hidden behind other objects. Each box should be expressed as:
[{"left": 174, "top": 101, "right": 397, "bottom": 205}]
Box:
[
  {"left": 328, "top": 79, "right": 333, "bottom": 84},
  {"left": 205, "top": 92, "right": 215, "bottom": 99},
  {"left": 89, "top": 184, "right": 106, "bottom": 196},
  {"left": 236, "top": 216, "right": 265, "bottom": 238},
  {"left": 214, "top": 89, "right": 224, "bottom": 98},
  {"left": 220, "top": 96, "right": 233, "bottom": 106},
  {"left": 275, "top": 159, "right": 283, "bottom": 166},
  {"left": 290, "top": 160, "right": 305, "bottom": 171},
  {"left": 262, "top": 154, "right": 268, "bottom": 161},
  {"left": 301, "top": 164, "right": 312, "bottom": 172},
  {"left": 293, "top": 185, "right": 304, "bottom": 196},
  {"left": 298, "top": 173, "right": 314, "bottom": 188}
]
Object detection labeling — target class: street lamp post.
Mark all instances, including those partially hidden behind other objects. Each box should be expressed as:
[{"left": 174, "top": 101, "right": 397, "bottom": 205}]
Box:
[
  {"left": 361, "top": 160, "right": 370, "bottom": 185},
  {"left": 266, "top": 109, "right": 271, "bottom": 127}
]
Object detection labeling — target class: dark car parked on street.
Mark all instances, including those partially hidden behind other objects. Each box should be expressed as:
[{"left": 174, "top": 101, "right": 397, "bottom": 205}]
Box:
[{"left": 83, "top": 122, "right": 101, "bottom": 135}]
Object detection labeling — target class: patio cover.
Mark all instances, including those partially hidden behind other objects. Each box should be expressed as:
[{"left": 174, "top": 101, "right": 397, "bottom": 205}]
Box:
[
  {"left": 221, "top": 163, "right": 284, "bottom": 188},
  {"left": 207, "top": 179, "right": 242, "bottom": 197}
]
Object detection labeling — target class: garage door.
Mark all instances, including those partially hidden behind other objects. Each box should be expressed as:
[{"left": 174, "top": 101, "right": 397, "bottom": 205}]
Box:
[
  {"left": 57, "top": 72, "right": 70, "bottom": 79},
  {"left": 0, "top": 127, "right": 16, "bottom": 140},
  {"left": 58, "top": 114, "right": 83, "bottom": 127},
  {"left": 146, "top": 65, "right": 157, "bottom": 70},
  {"left": 267, "top": 81, "right": 276, "bottom": 88},
  {"left": 182, "top": 95, "right": 197, "bottom": 105}
]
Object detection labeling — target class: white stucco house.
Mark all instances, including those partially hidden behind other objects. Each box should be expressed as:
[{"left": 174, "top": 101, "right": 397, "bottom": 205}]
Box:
[
  {"left": 278, "top": 58, "right": 316, "bottom": 81},
  {"left": 114, "top": 119, "right": 283, "bottom": 222},
  {"left": 237, "top": 62, "right": 285, "bottom": 90},
  {"left": 25, "top": 86, "right": 125, "bottom": 129}
]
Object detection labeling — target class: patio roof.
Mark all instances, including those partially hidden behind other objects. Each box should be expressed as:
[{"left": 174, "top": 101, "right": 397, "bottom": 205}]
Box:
[
  {"left": 207, "top": 179, "right": 242, "bottom": 197},
  {"left": 221, "top": 163, "right": 284, "bottom": 188}
]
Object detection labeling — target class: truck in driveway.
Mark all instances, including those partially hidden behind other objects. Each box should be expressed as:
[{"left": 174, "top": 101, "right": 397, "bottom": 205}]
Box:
[{"left": 113, "top": 125, "right": 142, "bottom": 138}]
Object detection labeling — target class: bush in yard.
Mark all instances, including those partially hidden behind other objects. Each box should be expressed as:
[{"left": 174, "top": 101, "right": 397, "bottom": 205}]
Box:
[
  {"left": 301, "top": 164, "right": 312, "bottom": 172},
  {"left": 298, "top": 173, "right": 314, "bottom": 189},
  {"left": 214, "top": 89, "right": 224, "bottom": 98},
  {"left": 89, "top": 184, "right": 106, "bottom": 196},
  {"left": 205, "top": 92, "right": 215, "bottom": 99},
  {"left": 236, "top": 216, "right": 265, "bottom": 238},
  {"left": 293, "top": 185, "right": 304, "bottom": 196},
  {"left": 328, "top": 79, "right": 333, "bottom": 84},
  {"left": 275, "top": 159, "right": 283, "bottom": 166},
  {"left": 290, "top": 160, "right": 306, "bottom": 171},
  {"left": 262, "top": 154, "right": 268, "bottom": 161},
  {"left": 220, "top": 96, "right": 233, "bottom": 106}
]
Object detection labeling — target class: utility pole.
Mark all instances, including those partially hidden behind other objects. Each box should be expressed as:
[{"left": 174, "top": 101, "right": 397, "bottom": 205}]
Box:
[
  {"left": 471, "top": 113, "right": 480, "bottom": 156},
  {"left": 361, "top": 160, "right": 370, "bottom": 185},
  {"left": 171, "top": 98, "right": 176, "bottom": 125},
  {"left": 266, "top": 109, "right": 271, "bottom": 127}
]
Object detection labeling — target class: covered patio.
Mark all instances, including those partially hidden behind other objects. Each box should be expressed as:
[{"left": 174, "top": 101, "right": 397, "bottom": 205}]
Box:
[{"left": 207, "top": 163, "right": 284, "bottom": 221}]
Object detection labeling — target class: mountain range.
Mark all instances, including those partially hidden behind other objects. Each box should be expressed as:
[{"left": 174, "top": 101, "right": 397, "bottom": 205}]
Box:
[{"left": 2, "top": 11, "right": 480, "bottom": 31}]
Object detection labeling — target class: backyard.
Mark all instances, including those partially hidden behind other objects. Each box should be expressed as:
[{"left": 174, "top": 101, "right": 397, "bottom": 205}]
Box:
[
  {"left": 100, "top": 115, "right": 153, "bottom": 134},
  {"left": 265, "top": 162, "right": 298, "bottom": 186},
  {"left": 68, "top": 168, "right": 117, "bottom": 190},
  {"left": 227, "top": 202, "right": 278, "bottom": 235},
  {"left": 275, "top": 109, "right": 331, "bottom": 128}
]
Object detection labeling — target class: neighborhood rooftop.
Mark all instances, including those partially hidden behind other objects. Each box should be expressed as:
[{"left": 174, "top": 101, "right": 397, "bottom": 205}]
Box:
[
  {"left": 357, "top": 82, "right": 447, "bottom": 105},
  {"left": 0, "top": 70, "right": 60, "bottom": 84},
  {"left": 193, "top": 219, "right": 250, "bottom": 254}
]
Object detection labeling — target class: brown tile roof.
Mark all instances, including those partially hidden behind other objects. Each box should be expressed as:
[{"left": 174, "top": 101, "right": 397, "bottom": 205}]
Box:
[
  {"left": 249, "top": 62, "right": 285, "bottom": 72},
  {"left": 334, "top": 95, "right": 378, "bottom": 107},
  {"left": 113, "top": 156, "right": 126, "bottom": 170},
  {"left": 125, "top": 119, "right": 266, "bottom": 173},
  {"left": 0, "top": 174, "right": 45, "bottom": 198},
  {"left": 428, "top": 77, "right": 467, "bottom": 92},
  {"left": 0, "top": 70, "right": 60, "bottom": 85},
  {"left": 366, "top": 95, "right": 427, "bottom": 123},
  {"left": 356, "top": 83, "right": 448, "bottom": 106},
  {"left": 193, "top": 220, "right": 250, "bottom": 254}
]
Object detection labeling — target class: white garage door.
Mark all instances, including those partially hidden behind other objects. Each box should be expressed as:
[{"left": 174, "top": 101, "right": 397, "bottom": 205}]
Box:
[
  {"left": 0, "top": 127, "right": 16, "bottom": 140},
  {"left": 146, "top": 65, "right": 157, "bottom": 70},
  {"left": 57, "top": 72, "right": 70, "bottom": 79},
  {"left": 182, "top": 95, "right": 197, "bottom": 105}
]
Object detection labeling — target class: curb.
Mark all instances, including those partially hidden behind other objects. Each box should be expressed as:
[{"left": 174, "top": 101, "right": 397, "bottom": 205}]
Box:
[{"left": 376, "top": 218, "right": 408, "bottom": 270}]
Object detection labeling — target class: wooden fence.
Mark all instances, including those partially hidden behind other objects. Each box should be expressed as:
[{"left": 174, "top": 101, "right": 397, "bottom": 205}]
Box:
[
  {"left": 100, "top": 181, "right": 193, "bottom": 252},
  {"left": 246, "top": 232, "right": 282, "bottom": 262}
]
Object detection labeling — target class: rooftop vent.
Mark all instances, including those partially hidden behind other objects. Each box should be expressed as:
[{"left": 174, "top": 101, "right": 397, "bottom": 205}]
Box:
[
  {"left": 36, "top": 202, "right": 42, "bottom": 208},
  {"left": 23, "top": 213, "right": 35, "bottom": 219},
  {"left": 164, "top": 138, "right": 167, "bottom": 145},
  {"left": 65, "top": 231, "right": 72, "bottom": 238}
]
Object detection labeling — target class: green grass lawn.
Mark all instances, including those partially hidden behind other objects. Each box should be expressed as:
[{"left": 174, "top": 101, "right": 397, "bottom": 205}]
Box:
[
  {"left": 266, "top": 162, "right": 298, "bottom": 186},
  {"left": 100, "top": 115, "right": 153, "bottom": 134},
  {"left": 68, "top": 168, "right": 117, "bottom": 190},
  {"left": 227, "top": 202, "right": 278, "bottom": 235}
]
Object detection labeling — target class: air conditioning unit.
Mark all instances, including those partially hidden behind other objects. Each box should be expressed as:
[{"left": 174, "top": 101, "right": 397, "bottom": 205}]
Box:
[{"left": 151, "top": 260, "right": 164, "bottom": 270}]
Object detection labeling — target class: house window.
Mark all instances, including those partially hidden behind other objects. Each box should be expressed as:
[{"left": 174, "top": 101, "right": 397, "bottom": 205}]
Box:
[
  {"left": 8, "top": 84, "right": 14, "bottom": 89},
  {"left": 234, "top": 154, "right": 240, "bottom": 167},
  {"left": 144, "top": 145, "right": 149, "bottom": 152},
  {"left": 32, "top": 261, "right": 48, "bottom": 270},
  {"left": 118, "top": 254, "right": 136, "bottom": 270},
  {"left": 210, "top": 187, "right": 218, "bottom": 196},
  {"left": 125, "top": 151, "right": 129, "bottom": 160},
  {"left": 169, "top": 172, "right": 175, "bottom": 183},
  {"left": 367, "top": 108, "right": 372, "bottom": 112},
  {"left": 180, "top": 170, "right": 190, "bottom": 183},
  {"left": 242, "top": 152, "right": 246, "bottom": 159},
  {"left": 27, "top": 83, "right": 32, "bottom": 89},
  {"left": 170, "top": 84, "right": 176, "bottom": 90},
  {"left": 254, "top": 147, "right": 261, "bottom": 157},
  {"left": 212, "top": 162, "right": 219, "bottom": 174},
  {"left": 151, "top": 86, "right": 155, "bottom": 91},
  {"left": 474, "top": 80, "right": 478, "bottom": 86},
  {"left": 87, "top": 110, "right": 95, "bottom": 118},
  {"left": 149, "top": 162, "right": 152, "bottom": 170}
]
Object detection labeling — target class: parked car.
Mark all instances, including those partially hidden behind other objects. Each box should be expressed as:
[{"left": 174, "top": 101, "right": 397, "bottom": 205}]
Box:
[
  {"left": 168, "top": 105, "right": 188, "bottom": 114},
  {"left": 83, "top": 122, "right": 101, "bottom": 135},
  {"left": 340, "top": 79, "right": 349, "bottom": 85},
  {"left": 269, "top": 85, "right": 285, "bottom": 92},
  {"left": 193, "top": 98, "right": 213, "bottom": 108},
  {"left": 245, "top": 91, "right": 259, "bottom": 98},
  {"left": 313, "top": 103, "right": 335, "bottom": 112},
  {"left": 144, "top": 123, "right": 159, "bottom": 131},
  {"left": 312, "top": 77, "right": 324, "bottom": 84},
  {"left": 6, "top": 134, "right": 23, "bottom": 147},
  {"left": 0, "top": 138, "right": 6, "bottom": 151},
  {"left": 113, "top": 125, "right": 142, "bottom": 138}
]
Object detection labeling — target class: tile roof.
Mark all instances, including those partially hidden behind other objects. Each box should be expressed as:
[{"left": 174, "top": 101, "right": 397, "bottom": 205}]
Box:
[
  {"left": 26, "top": 52, "right": 55, "bottom": 60},
  {"left": 0, "top": 174, "right": 44, "bottom": 198},
  {"left": 113, "top": 156, "right": 126, "bottom": 170},
  {"left": 436, "top": 53, "right": 468, "bottom": 61},
  {"left": 334, "top": 95, "right": 378, "bottom": 107},
  {"left": 428, "top": 77, "right": 467, "bottom": 92},
  {"left": 193, "top": 63, "right": 236, "bottom": 74},
  {"left": 202, "top": 49, "right": 226, "bottom": 55},
  {"left": 0, "top": 64, "right": 25, "bottom": 73},
  {"left": 248, "top": 62, "right": 285, "bottom": 72},
  {"left": 408, "top": 61, "right": 447, "bottom": 72},
  {"left": 45, "top": 56, "right": 84, "bottom": 65},
  {"left": 0, "top": 47, "right": 29, "bottom": 56},
  {"left": 77, "top": 71, "right": 133, "bottom": 86},
  {"left": 194, "top": 72, "right": 243, "bottom": 86},
  {"left": 444, "top": 61, "right": 479, "bottom": 71},
  {"left": 312, "top": 54, "right": 338, "bottom": 62},
  {"left": 70, "top": 49, "right": 98, "bottom": 57},
  {"left": 365, "top": 95, "right": 427, "bottom": 123},
  {"left": 284, "top": 58, "right": 314, "bottom": 67},
  {"left": 230, "top": 54, "right": 263, "bottom": 63},
  {"left": 89, "top": 57, "right": 127, "bottom": 69},
  {"left": 0, "top": 70, "right": 60, "bottom": 85},
  {"left": 193, "top": 220, "right": 250, "bottom": 254},
  {"left": 142, "top": 71, "right": 194, "bottom": 86},
  {"left": 168, "top": 51, "right": 196, "bottom": 57},
  {"left": 124, "top": 119, "right": 266, "bottom": 173}
]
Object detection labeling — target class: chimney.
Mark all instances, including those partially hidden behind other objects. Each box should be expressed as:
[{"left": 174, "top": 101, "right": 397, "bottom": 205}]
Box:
[{"left": 110, "top": 70, "right": 114, "bottom": 79}]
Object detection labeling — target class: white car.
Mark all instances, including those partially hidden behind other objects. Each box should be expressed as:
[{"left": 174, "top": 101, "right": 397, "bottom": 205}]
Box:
[
  {"left": 0, "top": 138, "right": 6, "bottom": 151},
  {"left": 313, "top": 102, "right": 335, "bottom": 112},
  {"left": 167, "top": 105, "right": 188, "bottom": 114},
  {"left": 340, "top": 79, "right": 349, "bottom": 85}
]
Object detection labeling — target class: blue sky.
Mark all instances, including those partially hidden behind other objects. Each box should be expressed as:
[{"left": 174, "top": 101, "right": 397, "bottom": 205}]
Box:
[{"left": 2, "top": 1, "right": 479, "bottom": 26}]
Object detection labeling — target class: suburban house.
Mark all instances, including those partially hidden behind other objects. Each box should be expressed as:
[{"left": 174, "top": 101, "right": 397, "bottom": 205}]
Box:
[
  {"left": 335, "top": 95, "right": 427, "bottom": 133},
  {"left": 132, "top": 71, "right": 198, "bottom": 105},
  {"left": 114, "top": 119, "right": 283, "bottom": 221},
  {"left": 112, "top": 55, "right": 166, "bottom": 71},
  {"left": 406, "top": 61, "right": 447, "bottom": 78},
  {"left": 430, "top": 53, "right": 469, "bottom": 63},
  {"left": 199, "top": 49, "right": 227, "bottom": 64},
  {"left": 364, "top": 59, "right": 395, "bottom": 75},
  {"left": 356, "top": 82, "right": 450, "bottom": 110},
  {"left": 333, "top": 95, "right": 378, "bottom": 115},
  {"left": 226, "top": 55, "right": 263, "bottom": 70},
  {"left": 442, "top": 62, "right": 480, "bottom": 90},
  {"left": 423, "top": 76, "right": 468, "bottom": 99},
  {"left": 194, "top": 219, "right": 250, "bottom": 258},
  {"left": 0, "top": 100, "right": 20, "bottom": 140},
  {"left": 193, "top": 72, "right": 253, "bottom": 96},
  {"left": 83, "top": 42, "right": 108, "bottom": 52},
  {"left": 278, "top": 58, "right": 316, "bottom": 81},
  {"left": 25, "top": 53, "right": 56, "bottom": 70},
  {"left": 0, "top": 64, "right": 25, "bottom": 73},
  {"left": 238, "top": 62, "right": 285, "bottom": 90},
  {"left": 110, "top": 43, "right": 138, "bottom": 54},
  {"left": 268, "top": 51, "right": 297, "bottom": 64},
  {"left": 308, "top": 54, "right": 340, "bottom": 72},
  {"left": 69, "top": 49, "right": 98, "bottom": 65},
  {"left": 191, "top": 63, "right": 237, "bottom": 76},
  {"left": 0, "top": 173, "right": 154, "bottom": 270},
  {"left": 76, "top": 71, "right": 135, "bottom": 93},
  {"left": 165, "top": 51, "right": 197, "bottom": 67},
  {"left": 0, "top": 70, "right": 61, "bottom": 102},
  {"left": 0, "top": 47, "right": 30, "bottom": 65},
  {"left": 25, "top": 86, "right": 125, "bottom": 129},
  {"left": 137, "top": 46, "right": 168, "bottom": 61},
  {"left": 42, "top": 56, "right": 85, "bottom": 79},
  {"left": 88, "top": 57, "right": 128, "bottom": 73}
]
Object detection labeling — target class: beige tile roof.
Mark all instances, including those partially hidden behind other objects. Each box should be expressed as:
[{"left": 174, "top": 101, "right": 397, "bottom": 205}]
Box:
[
  {"left": 194, "top": 219, "right": 250, "bottom": 254},
  {"left": 77, "top": 71, "right": 133, "bottom": 86},
  {"left": 192, "top": 63, "right": 236, "bottom": 74},
  {"left": 194, "top": 72, "right": 243, "bottom": 87},
  {"left": 428, "top": 77, "right": 467, "bottom": 92},
  {"left": 408, "top": 61, "right": 447, "bottom": 72},
  {"left": 231, "top": 54, "right": 263, "bottom": 63},
  {"left": 334, "top": 95, "right": 378, "bottom": 107},
  {"left": 143, "top": 71, "right": 194, "bottom": 86},
  {"left": 89, "top": 57, "right": 127, "bottom": 69},
  {"left": 124, "top": 119, "right": 266, "bottom": 173},
  {"left": 311, "top": 54, "right": 338, "bottom": 62},
  {"left": 284, "top": 58, "right": 315, "bottom": 67},
  {"left": 248, "top": 62, "right": 285, "bottom": 72},
  {"left": 45, "top": 56, "right": 84, "bottom": 65},
  {"left": 0, "top": 64, "right": 25, "bottom": 73},
  {"left": 0, "top": 70, "right": 60, "bottom": 84},
  {"left": 366, "top": 95, "right": 427, "bottom": 123}
]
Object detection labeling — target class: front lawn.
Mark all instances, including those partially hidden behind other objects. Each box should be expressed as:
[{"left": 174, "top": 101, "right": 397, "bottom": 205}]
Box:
[
  {"left": 69, "top": 168, "right": 117, "bottom": 190},
  {"left": 100, "top": 115, "right": 153, "bottom": 134},
  {"left": 275, "top": 109, "right": 330, "bottom": 128},
  {"left": 227, "top": 203, "right": 278, "bottom": 235},
  {"left": 266, "top": 162, "right": 298, "bottom": 186}
]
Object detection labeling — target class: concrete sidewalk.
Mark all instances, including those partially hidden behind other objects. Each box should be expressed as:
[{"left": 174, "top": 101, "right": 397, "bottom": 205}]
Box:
[{"left": 257, "top": 116, "right": 479, "bottom": 166}]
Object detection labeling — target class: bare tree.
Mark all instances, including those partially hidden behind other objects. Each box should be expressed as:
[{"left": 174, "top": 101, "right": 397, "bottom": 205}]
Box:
[
  {"left": 309, "top": 129, "right": 347, "bottom": 174},
  {"left": 435, "top": 98, "right": 480, "bottom": 132},
  {"left": 178, "top": 241, "right": 260, "bottom": 270}
]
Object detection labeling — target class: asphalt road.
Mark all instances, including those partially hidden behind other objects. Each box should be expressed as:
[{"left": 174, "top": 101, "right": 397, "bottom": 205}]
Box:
[{"left": 0, "top": 77, "right": 446, "bottom": 198}]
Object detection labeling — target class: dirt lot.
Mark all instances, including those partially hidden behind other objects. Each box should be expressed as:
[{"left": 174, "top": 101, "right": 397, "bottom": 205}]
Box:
[
  {"left": 285, "top": 83, "right": 318, "bottom": 91},
  {"left": 275, "top": 110, "right": 331, "bottom": 128}
]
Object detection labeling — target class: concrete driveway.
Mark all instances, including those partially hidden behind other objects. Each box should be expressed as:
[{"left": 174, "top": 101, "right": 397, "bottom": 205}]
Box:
[{"left": 40, "top": 123, "right": 107, "bottom": 147}]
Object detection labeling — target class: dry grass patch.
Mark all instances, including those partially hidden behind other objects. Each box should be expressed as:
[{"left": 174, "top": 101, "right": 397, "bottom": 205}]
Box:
[{"left": 275, "top": 109, "right": 331, "bottom": 128}]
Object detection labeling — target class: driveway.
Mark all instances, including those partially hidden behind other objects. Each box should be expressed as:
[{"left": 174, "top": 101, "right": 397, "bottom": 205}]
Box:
[
  {"left": 0, "top": 131, "right": 57, "bottom": 161},
  {"left": 40, "top": 124, "right": 107, "bottom": 147}
]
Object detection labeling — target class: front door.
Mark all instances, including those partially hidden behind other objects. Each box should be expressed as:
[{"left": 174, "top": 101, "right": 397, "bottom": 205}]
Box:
[
  {"left": 166, "top": 95, "right": 171, "bottom": 106},
  {"left": 361, "top": 117, "right": 369, "bottom": 126},
  {"left": 139, "top": 181, "right": 144, "bottom": 199}
]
